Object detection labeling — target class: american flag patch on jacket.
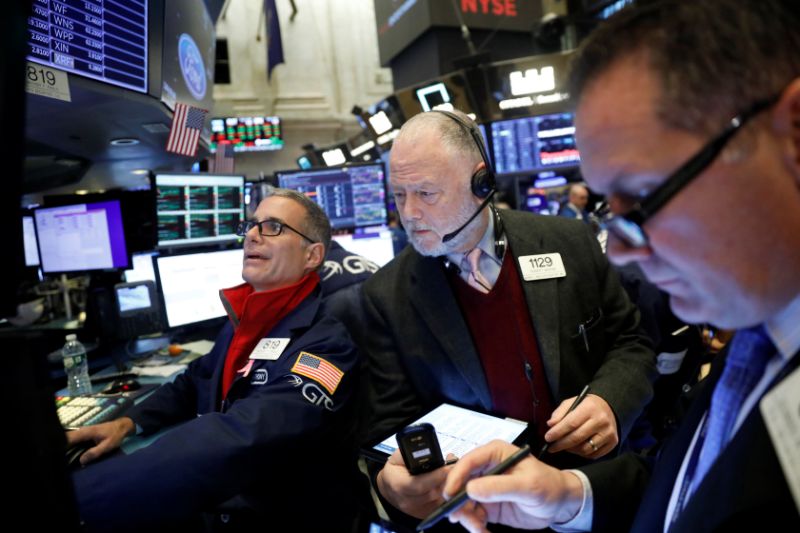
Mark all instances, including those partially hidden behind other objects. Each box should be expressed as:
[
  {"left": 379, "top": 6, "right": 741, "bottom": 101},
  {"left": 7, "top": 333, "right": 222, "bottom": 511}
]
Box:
[{"left": 290, "top": 352, "right": 344, "bottom": 394}]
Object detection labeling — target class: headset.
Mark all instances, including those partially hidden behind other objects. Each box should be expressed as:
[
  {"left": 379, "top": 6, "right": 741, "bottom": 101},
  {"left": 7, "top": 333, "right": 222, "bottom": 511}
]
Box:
[
  {"left": 432, "top": 109, "right": 496, "bottom": 199},
  {"left": 433, "top": 110, "right": 505, "bottom": 258}
]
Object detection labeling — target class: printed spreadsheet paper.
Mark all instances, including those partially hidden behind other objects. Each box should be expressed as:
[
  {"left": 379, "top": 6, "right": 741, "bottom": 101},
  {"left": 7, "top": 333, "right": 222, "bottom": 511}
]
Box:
[{"left": 374, "top": 403, "right": 527, "bottom": 458}]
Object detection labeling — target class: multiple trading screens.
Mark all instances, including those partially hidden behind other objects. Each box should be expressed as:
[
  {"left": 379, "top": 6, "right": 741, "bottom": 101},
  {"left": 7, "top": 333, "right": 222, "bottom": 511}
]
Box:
[
  {"left": 275, "top": 163, "right": 388, "bottom": 230},
  {"left": 209, "top": 116, "right": 284, "bottom": 153},
  {"left": 490, "top": 112, "right": 580, "bottom": 176},
  {"left": 154, "top": 173, "right": 245, "bottom": 247},
  {"left": 26, "top": 1, "right": 149, "bottom": 93}
]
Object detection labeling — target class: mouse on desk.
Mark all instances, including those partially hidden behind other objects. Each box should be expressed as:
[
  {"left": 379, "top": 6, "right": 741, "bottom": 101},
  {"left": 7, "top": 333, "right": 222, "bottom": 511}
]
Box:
[{"left": 103, "top": 378, "right": 141, "bottom": 395}]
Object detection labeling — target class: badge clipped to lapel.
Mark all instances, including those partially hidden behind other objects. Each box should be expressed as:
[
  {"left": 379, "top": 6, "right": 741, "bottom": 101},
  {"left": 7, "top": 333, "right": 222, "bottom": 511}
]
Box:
[
  {"left": 249, "top": 338, "right": 291, "bottom": 361},
  {"left": 518, "top": 253, "right": 566, "bottom": 281}
]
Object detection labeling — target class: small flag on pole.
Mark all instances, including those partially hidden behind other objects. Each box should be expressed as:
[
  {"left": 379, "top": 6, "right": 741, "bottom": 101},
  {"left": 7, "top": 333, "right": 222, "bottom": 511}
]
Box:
[
  {"left": 166, "top": 102, "right": 208, "bottom": 156},
  {"left": 214, "top": 142, "right": 236, "bottom": 174}
]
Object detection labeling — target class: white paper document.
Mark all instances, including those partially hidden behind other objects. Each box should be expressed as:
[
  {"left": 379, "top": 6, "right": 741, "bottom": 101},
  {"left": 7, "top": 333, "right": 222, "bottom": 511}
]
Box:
[{"left": 374, "top": 403, "right": 527, "bottom": 458}]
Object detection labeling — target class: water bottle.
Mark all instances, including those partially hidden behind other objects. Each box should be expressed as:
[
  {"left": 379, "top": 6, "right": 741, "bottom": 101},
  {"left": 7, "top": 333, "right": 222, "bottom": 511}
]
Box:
[{"left": 62, "top": 334, "right": 92, "bottom": 396}]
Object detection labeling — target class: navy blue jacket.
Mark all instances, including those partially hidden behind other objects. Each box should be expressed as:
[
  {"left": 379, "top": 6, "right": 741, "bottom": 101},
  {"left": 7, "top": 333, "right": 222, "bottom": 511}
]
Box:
[{"left": 72, "top": 287, "right": 359, "bottom": 531}]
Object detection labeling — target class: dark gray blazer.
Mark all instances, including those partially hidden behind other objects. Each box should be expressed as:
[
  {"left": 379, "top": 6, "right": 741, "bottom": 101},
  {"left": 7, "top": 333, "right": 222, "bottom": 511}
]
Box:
[
  {"left": 361, "top": 209, "right": 657, "bottom": 445},
  {"left": 584, "top": 347, "right": 800, "bottom": 532}
]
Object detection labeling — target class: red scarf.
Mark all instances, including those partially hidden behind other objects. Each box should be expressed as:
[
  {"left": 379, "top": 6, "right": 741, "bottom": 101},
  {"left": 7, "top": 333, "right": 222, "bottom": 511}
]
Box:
[{"left": 220, "top": 272, "right": 319, "bottom": 400}]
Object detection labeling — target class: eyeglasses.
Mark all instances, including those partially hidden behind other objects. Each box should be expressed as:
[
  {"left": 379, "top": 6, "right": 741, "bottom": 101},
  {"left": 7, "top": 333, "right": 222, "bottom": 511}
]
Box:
[
  {"left": 235, "top": 218, "right": 317, "bottom": 243},
  {"left": 604, "top": 94, "right": 780, "bottom": 249}
]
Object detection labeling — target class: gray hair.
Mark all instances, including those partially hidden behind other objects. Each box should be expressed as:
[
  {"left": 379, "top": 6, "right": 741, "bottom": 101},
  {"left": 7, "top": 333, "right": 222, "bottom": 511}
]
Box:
[
  {"left": 568, "top": 0, "right": 800, "bottom": 134},
  {"left": 266, "top": 188, "right": 331, "bottom": 264},
  {"left": 395, "top": 109, "right": 485, "bottom": 167}
]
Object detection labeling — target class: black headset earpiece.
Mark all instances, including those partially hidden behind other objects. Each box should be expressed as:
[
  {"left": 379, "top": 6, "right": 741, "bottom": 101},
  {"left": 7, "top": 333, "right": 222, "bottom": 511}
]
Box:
[{"left": 433, "top": 110, "right": 496, "bottom": 199}]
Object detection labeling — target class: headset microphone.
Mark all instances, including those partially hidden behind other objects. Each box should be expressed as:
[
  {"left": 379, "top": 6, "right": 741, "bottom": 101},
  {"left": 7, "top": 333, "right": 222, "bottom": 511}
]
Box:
[{"left": 441, "top": 189, "right": 496, "bottom": 243}]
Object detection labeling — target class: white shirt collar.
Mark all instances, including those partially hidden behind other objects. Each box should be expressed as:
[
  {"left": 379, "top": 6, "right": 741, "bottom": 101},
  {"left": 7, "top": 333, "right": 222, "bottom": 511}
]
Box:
[{"left": 764, "top": 292, "right": 800, "bottom": 362}]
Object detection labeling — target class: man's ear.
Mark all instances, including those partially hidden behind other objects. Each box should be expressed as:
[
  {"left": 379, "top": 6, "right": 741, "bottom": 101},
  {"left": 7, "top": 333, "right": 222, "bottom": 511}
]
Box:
[
  {"left": 772, "top": 77, "right": 800, "bottom": 181},
  {"left": 305, "top": 242, "right": 325, "bottom": 271}
]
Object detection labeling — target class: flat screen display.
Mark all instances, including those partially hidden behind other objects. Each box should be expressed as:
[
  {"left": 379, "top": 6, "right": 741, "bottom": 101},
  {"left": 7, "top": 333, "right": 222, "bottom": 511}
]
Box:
[
  {"left": 156, "top": 248, "right": 244, "bottom": 328},
  {"left": 23, "top": 216, "right": 40, "bottom": 267},
  {"left": 490, "top": 112, "right": 580, "bottom": 176},
  {"left": 155, "top": 173, "right": 245, "bottom": 247},
  {"left": 332, "top": 229, "right": 395, "bottom": 267},
  {"left": 210, "top": 116, "right": 283, "bottom": 153},
  {"left": 34, "top": 200, "right": 129, "bottom": 274},
  {"left": 27, "top": 0, "right": 148, "bottom": 93},
  {"left": 276, "top": 163, "right": 388, "bottom": 230}
]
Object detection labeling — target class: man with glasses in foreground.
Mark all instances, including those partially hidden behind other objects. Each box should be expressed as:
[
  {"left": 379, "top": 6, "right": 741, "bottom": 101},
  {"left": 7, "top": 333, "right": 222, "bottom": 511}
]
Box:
[
  {"left": 67, "top": 189, "right": 359, "bottom": 531},
  {"left": 443, "top": 1, "right": 800, "bottom": 531}
]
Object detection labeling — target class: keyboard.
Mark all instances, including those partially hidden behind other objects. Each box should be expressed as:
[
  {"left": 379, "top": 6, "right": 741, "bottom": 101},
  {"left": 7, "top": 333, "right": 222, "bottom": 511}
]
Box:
[{"left": 56, "top": 395, "right": 133, "bottom": 429}]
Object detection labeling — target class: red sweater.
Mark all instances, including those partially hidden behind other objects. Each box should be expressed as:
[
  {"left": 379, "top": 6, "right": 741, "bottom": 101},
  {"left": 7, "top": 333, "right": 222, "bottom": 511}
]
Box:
[{"left": 449, "top": 251, "right": 554, "bottom": 439}]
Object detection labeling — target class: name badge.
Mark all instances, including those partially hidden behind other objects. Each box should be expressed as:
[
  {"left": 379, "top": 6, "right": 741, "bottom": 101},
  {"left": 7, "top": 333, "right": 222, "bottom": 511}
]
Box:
[
  {"left": 249, "top": 338, "right": 290, "bottom": 360},
  {"left": 518, "top": 253, "right": 566, "bottom": 281}
]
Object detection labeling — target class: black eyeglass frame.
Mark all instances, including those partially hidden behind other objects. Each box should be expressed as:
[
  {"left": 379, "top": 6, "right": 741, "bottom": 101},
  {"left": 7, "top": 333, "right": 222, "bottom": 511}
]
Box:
[
  {"left": 605, "top": 94, "right": 780, "bottom": 249},
  {"left": 236, "top": 218, "right": 317, "bottom": 244}
]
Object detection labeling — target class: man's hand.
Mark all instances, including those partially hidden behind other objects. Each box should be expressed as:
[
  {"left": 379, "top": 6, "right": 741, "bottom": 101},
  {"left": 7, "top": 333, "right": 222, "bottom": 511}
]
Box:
[
  {"left": 65, "top": 417, "right": 136, "bottom": 466},
  {"left": 376, "top": 450, "right": 455, "bottom": 519},
  {"left": 544, "top": 393, "right": 618, "bottom": 458},
  {"left": 444, "top": 440, "right": 585, "bottom": 533}
]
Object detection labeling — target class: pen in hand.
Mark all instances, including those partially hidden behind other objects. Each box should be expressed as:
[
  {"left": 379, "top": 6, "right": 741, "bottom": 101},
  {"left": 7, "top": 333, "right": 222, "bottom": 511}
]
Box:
[
  {"left": 416, "top": 444, "right": 532, "bottom": 531},
  {"left": 538, "top": 384, "right": 590, "bottom": 459}
]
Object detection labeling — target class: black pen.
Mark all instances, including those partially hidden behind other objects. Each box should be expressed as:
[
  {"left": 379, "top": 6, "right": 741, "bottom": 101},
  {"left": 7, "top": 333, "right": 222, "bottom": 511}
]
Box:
[
  {"left": 537, "top": 384, "right": 590, "bottom": 459},
  {"left": 416, "top": 444, "right": 532, "bottom": 531}
]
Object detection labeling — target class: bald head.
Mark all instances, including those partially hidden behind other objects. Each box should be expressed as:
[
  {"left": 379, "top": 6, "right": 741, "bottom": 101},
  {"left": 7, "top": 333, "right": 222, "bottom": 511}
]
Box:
[
  {"left": 394, "top": 110, "right": 484, "bottom": 169},
  {"left": 568, "top": 184, "right": 589, "bottom": 210}
]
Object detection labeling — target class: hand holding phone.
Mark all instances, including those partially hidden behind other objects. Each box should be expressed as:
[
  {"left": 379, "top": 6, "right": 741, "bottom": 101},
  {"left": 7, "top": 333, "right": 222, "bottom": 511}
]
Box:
[{"left": 396, "top": 423, "right": 444, "bottom": 475}]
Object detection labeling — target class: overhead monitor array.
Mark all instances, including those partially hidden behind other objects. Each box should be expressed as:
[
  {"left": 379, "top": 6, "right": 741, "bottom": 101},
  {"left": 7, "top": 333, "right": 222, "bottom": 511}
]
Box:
[{"left": 26, "top": 0, "right": 148, "bottom": 93}]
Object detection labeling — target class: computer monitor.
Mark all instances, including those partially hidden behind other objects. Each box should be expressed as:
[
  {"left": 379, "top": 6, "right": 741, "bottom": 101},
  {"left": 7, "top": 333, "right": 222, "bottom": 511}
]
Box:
[
  {"left": 156, "top": 248, "right": 244, "bottom": 329},
  {"left": 332, "top": 228, "right": 395, "bottom": 267},
  {"left": 33, "top": 200, "right": 129, "bottom": 274},
  {"left": 209, "top": 116, "right": 283, "bottom": 153},
  {"left": 22, "top": 215, "right": 40, "bottom": 267},
  {"left": 275, "top": 163, "right": 388, "bottom": 230},
  {"left": 516, "top": 168, "right": 582, "bottom": 215},
  {"left": 490, "top": 112, "right": 580, "bottom": 176},
  {"left": 27, "top": 1, "right": 149, "bottom": 93},
  {"left": 43, "top": 188, "right": 158, "bottom": 254},
  {"left": 154, "top": 173, "right": 245, "bottom": 247}
]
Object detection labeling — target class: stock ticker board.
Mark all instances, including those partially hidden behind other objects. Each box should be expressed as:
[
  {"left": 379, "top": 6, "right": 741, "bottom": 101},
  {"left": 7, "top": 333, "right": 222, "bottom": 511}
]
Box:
[{"left": 27, "top": 0, "right": 148, "bottom": 93}]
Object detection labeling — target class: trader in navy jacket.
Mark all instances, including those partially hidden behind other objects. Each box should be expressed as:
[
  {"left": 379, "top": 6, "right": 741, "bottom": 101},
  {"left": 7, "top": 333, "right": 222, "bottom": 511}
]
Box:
[{"left": 66, "top": 189, "right": 359, "bottom": 531}]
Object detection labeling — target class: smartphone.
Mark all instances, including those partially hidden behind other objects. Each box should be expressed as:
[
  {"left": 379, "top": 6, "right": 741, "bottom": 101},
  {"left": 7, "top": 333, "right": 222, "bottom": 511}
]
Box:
[{"left": 396, "top": 422, "right": 445, "bottom": 475}]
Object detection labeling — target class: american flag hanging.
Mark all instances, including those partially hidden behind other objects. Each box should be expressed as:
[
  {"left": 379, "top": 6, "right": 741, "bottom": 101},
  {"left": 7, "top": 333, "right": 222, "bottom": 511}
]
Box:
[
  {"left": 290, "top": 352, "right": 344, "bottom": 395},
  {"left": 214, "top": 142, "right": 236, "bottom": 173},
  {"left": 166, "top": 102, "right": 208, "bottom": 156}
]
